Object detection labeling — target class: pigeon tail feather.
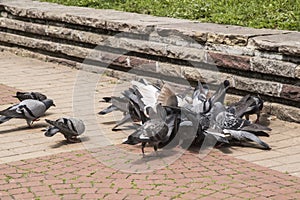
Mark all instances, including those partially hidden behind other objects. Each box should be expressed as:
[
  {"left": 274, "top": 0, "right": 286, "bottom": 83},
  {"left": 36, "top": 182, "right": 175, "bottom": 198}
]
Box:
[{"left": 0, "top": 116, "right": 12, "bottom": 124}]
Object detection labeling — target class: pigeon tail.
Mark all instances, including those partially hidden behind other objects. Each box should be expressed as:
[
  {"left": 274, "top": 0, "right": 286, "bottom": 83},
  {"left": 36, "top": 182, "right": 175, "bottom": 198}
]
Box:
[
  {"left": 0, "top": 116, "right": 12, "bottom": 124},
  {"left": 102, "top": 97, "right": 112, "bottom": 102},
  {"left": 122, "top": 135, "right": 140, "bottom": 145},
  {"left": 112, "top": 113, "right": 132, "bottom": 130},
  {"left": 98, "top": 105, "right": 117, "bottom": 115}
]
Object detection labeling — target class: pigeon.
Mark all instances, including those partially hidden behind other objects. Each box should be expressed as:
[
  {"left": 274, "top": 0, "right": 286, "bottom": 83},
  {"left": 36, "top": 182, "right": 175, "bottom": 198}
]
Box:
[
  {"left": 98, "top": 96, "right": 129, "bottom": 115},
  {"left": 210, "top": 102, "right": 271, "bottom": 149},
  {"left": 209, "top": 80, "right": 230, "bottom": 105},
  {"left": 227, "top": 94, "right": 254, "bottom": 118},
  {"left": 100, "top": 97, "right": 112, "bottom": 103},
  {"left": 243, "top": 95, "right": 264, "bottom": 123},
  {"left": 131, "top": 79, "right": 160, "bottom": 110},
  {"left": 157, "top": 83, "right": 179, "bottom": 107},
  {"left": 13, "top": 91, "right": 47, "bottom": 101},
  {"left": 211, "top": 102, "right": 271, "bottom": 133},
  {"left": 44, "top": 117, "right": 85, "bottom": 143},
  {"left": 228, "top": 94, "right": 263, "bottom": 123},
  {"left": 101, "top": 77, "right": 272, "bottom": 151},
  {"left": 223, "top": 129, "right": 271, "bottom": 150},
  {"left": 191, "top": 80, "right": 230, "bottom": 114},
  {"left": 122, "top": 104, "right": 176, "bottom": 156},
  {"left": 181, "top": 108, "right": 228, "bottom": 145},
  {"left": 0, "top": 99, "right": 55, "bottom": 127}
]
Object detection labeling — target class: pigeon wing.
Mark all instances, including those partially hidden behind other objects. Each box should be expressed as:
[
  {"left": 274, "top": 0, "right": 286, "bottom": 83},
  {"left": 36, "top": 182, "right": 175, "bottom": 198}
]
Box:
[
  {"left": 20, "top": 100, "right": 47, "bottom": 119},
  {"left": 0, "top": 104, "right": 25, "bottom": 118},
  {"left": 239, "top": 130, "right": 271, "bottom": 150},
  {"left": 157, "top": 83, "right": 178, "bottom": 107},
  {"left": 45, "top": 118, "right": 78, "bottom": 136}
]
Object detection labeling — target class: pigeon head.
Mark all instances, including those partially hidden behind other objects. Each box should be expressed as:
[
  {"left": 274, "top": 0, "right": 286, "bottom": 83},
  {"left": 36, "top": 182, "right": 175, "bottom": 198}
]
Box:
[
  {"left": 223, "top": 80, "right": 230, "bottom": 88},
  {"left": 43, "top": 126, "right": 59, "bottom": 137},
  {"left": 43, "top": 99, "right": 56, "bottom": 109}
]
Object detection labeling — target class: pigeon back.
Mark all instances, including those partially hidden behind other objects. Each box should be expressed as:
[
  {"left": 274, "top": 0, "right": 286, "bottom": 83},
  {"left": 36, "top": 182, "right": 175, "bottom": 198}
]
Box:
[
  {"left": 14, "top": 91, "right": 47, "bottom": 101},
  {"left": 45, "top": 118, "right": 85, "bottom": 136}
]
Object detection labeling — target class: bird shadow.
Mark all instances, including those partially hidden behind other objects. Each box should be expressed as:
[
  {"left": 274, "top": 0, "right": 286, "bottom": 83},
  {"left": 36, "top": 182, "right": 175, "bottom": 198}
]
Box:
[
  {"left": 101, "top": 121, "right": 119, "bottom": 125},
  {"left": 49, "top": 136, "right": 90, "bottom": 148},
  {"left": 132, "top": 149, "right": 182, "bottom": 164},
  {"left": 0, "top": 123, "right": 47, "bottom": 134},
  {"left": 185, "top": 140, "right": 268, "bottom": 155},
  {"left": 213, "top": 142, "right": 270, "bottom": 154}
]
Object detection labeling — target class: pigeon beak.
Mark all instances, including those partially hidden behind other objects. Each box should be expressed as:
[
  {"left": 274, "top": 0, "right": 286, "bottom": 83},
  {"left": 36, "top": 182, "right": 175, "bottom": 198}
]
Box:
[{"left": 52, "top": 103, "right": 56, "bottom": 107}]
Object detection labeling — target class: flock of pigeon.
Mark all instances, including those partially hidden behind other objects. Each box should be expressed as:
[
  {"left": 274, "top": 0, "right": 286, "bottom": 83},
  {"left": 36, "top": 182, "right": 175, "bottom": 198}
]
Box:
[
  {"left": 0, "top": 92, "right": 85, "bottom": 143},
  {"left": 0, "top": 78, "right": 272, "bottom": 155},
  {"left": 99, "top": 78, "right": 272, "bottom": 156}
]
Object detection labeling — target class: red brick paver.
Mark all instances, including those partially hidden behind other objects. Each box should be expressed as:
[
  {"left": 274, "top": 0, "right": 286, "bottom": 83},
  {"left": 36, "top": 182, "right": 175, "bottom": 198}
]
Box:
[{"left": 0, "top": 146, "right": 300, "bottom": 200}]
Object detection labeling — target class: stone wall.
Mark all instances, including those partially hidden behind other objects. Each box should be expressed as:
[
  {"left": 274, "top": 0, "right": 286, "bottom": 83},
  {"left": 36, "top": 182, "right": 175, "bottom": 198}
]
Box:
[{"left": 0, "top": 0, "right": 299, "bottom": 122}]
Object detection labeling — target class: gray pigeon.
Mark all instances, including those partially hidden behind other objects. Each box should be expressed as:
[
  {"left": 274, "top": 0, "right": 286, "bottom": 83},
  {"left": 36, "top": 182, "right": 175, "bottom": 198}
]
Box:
[
  {"left": 228, "top": 94, "right": 264, "bottom": 123},
  {"left": 243, "top": 95, "right": 264, "bottom": 123},
  {"left": 122, "top": 104, "right": 176, "bottom": 156},
  {"left": 191, "top": 80, "right": 230, "bottom": 114},
  {"left": 44, "top": 117, "right": 85, "bottom": 143},
  {"left": 0, "top": 99, "right": 55, "bottom": 127},
  {"left": 223, "top": 129, "right": 271, "bottom": 150},
  {"left": 98, "top": 96, "right": 129, "bottom": 115},
  {"left": 13, "top": 91, "right": 47, "bottom": 101},
  {"left": 210, "top": 102, "right": 271, "bottom": 149},
  {"left": 210, "top": 102, "right": 270, "bottom": 132}
]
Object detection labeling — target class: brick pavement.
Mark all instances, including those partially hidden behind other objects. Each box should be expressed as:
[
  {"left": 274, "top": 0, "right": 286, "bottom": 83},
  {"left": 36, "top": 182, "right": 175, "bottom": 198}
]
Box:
[
  {"left": 0, "top": 146, "right": 300, "bottom": 200},
  {"left": 1, "top": 51, "right": 300, "bottom": 199}
]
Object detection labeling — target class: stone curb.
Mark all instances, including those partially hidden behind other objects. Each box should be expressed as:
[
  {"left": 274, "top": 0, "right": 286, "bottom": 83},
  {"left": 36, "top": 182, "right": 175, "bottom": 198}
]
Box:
[{"left": 0, "top": 0, "right": 299, "bottom": 122}]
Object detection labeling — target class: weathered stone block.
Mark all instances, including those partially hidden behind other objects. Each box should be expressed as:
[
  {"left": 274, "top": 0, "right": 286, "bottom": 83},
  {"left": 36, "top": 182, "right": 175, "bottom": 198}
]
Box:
[
  {"left": 156, "top": 63, "right": 182, "bottom": 77},
  {"left": 205, "top": 43, "right": 254, "bottom": 56},
  {"left": 254, "top": 50, "right": 284, "bottom": 62},
  {"left": 166, "top": 45, "right": 206, "bottom": 62},
  {"left": 149, "top": 29, "right": 204, "bottom": 49},
  {"left": 280, "top": 84, "right": 300, "bottom": 102},
  {"left": 182, "top": 66, "right": 233, "bottom": 84},
  {"left": 207, "top": 33, "right": 248, "bottom": 46},
  {"left": 0, "top": 17, "right": 109, "bottom": 45},
  {"left": 249, "top": 32, "right": 300, "bottom": 56},
  {"left": 59, "top": 45, "right": 89, "bottom": 58},
  {"left": 129, "top": 57, "right": 157, "bottom": 72},
  {"left": 207, "top": 51, "right": 251, "bottom": 70},
  {"left": 250, "top": 57, "right": 297, "bottom": 78},
  {"left": 268, "top": 103, "right": 300, "bottom": 123},
  {"left": 154, "top": 22, "right": 208, "bottom": 44},
  {"left": 103, "top": 37, "right": 168, "bottom": 57},
  {"left": 233, "top": 76, "right": 282, "bottom": 97},
  {"left": 182, "top": 67, "right": 205, "bottom": 81},
  {"left": 296, "top": 66, "right": 300, "bottom": 79},
  {"left": 156, "top": 21, "right": 286, "bottom": 46}
]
